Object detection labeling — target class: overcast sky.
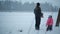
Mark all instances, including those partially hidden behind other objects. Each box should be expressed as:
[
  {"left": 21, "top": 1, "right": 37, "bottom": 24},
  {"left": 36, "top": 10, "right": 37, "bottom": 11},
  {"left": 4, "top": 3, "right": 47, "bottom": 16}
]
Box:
[{"left": 0, "top": 0, "right": 60, "bottom": 7}]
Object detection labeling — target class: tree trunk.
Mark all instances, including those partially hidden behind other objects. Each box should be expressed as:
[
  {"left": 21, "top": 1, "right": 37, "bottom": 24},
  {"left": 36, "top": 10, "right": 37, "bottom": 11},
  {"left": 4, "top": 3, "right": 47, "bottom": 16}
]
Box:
[{"left": 56, "top": 8, "right": 60, "bottom": 27}]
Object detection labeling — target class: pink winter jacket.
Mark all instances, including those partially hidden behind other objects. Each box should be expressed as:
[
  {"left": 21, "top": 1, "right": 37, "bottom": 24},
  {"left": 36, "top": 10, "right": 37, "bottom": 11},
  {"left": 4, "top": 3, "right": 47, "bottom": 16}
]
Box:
[{"left": 46, "top": 18, "right": 53, "bottom": 26}]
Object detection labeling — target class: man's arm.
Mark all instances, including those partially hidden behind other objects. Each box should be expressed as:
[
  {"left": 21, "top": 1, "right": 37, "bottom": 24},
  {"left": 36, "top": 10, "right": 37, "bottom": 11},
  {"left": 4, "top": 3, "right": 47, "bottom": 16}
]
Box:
[{"left": 34, "top": 8, "right": 36, "bottom": 14}]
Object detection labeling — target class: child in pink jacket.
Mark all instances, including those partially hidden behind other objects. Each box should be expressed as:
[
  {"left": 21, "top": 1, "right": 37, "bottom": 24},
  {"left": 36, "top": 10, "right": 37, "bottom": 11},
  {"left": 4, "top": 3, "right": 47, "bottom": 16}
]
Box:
[{"left": 46, "top": 15, "right": 53, "bottom": 31}]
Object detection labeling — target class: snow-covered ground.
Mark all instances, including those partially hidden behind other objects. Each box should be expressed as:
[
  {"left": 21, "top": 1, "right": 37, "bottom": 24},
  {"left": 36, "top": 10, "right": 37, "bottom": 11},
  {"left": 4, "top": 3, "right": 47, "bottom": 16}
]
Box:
[{"left": 0, "top": 11, "right": 60, "bottom": 34}]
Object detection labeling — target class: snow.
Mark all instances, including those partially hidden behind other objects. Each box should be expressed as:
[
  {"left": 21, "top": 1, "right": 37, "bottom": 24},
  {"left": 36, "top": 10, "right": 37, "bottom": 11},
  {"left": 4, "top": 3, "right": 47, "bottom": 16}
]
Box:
[{"left": 0, "top": 11, "right": 60, "bottom": 34}]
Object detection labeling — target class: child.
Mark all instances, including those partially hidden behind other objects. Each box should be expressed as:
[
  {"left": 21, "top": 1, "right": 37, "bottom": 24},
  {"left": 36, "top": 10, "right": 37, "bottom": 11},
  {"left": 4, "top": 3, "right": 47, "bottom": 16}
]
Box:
[{"left": 46, "top": 15, "right": 53, "bottom": 31}]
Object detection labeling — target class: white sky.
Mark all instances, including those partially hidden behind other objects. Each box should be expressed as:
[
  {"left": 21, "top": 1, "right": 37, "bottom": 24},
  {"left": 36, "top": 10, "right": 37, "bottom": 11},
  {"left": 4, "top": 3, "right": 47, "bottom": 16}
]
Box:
[{"left": 0, "top": 0, "right": 60, "bottom": 7}]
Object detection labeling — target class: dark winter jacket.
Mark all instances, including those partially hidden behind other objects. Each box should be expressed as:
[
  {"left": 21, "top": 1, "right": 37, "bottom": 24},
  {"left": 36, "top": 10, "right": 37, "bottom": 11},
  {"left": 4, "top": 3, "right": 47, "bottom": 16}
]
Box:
[{"left": 34, "top": 6, "right": 42, "bottom": 17}]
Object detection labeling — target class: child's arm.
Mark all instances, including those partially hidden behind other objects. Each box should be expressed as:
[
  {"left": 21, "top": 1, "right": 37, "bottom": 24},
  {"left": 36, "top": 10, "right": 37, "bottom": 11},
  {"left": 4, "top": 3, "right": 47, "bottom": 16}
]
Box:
[
  {"left": 46, "top": 19, "right": 49, "bottom": 26},
  {"left": 50, "top": 18, "right": 53, "bottom": 25},
  {"left": 51, "top": 18, "right": 53, "bottom": 25}
]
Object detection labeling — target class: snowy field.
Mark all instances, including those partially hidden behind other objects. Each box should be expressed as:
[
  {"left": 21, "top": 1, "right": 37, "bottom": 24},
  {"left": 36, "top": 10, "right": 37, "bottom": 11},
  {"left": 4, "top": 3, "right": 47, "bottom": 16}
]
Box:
[{"left": 0, "top": 11, "right": 60, "bottom": 34}]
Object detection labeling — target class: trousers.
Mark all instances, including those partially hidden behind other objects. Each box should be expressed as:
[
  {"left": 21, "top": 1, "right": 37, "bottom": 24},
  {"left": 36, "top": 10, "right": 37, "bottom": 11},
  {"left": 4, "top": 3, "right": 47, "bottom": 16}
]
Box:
[{"left": 35, "top": 16, "right": 41, "bottom": 29}]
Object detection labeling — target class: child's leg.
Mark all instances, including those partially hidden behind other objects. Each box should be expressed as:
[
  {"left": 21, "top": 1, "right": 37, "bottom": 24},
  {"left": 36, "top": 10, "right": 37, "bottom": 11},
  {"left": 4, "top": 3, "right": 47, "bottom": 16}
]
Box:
[
  {"left": 50, "top": 25, "right": 52, "bottom": 31},
  {"left": 46, "top": 26, "right": 50, "bottom": 31}
]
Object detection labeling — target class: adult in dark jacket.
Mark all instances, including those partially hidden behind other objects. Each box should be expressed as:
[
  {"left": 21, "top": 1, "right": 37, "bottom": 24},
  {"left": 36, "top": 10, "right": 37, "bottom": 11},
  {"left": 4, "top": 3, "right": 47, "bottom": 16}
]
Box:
[
  {"left": 34, "top": 3, "right": 42, "bottom": 30},
  {"left": 56, "top": 8, "right": 60, "bottom": 26}
]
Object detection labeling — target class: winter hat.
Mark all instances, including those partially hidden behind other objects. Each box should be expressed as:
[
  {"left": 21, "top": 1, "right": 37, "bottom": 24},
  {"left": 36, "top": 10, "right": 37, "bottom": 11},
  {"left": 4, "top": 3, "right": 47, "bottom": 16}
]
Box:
[{"left": 48, "top": 15, "right": 52, "bottom": 18}]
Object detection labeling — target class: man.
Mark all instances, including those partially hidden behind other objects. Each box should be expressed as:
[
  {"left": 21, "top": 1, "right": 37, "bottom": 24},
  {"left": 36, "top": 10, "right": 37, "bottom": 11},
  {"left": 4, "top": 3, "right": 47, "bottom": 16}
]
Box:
[{"left": 34, "top": 3, "right": 43, "bottom": 30}]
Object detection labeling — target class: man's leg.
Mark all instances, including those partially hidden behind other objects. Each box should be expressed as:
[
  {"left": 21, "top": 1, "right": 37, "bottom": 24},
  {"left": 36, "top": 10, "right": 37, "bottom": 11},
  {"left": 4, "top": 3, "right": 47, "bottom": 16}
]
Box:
[
  {"left": 35, "top": 16, "right": 38, "bottom": 29},
  {"left": 36, "top": 16, "right": 41, "bottom": 30},
  {"left": 37, "top": 17, "right": 41, "bottom": 30},
  {"left": 35, "top": 16, "right": 40, "bottom": 30}
]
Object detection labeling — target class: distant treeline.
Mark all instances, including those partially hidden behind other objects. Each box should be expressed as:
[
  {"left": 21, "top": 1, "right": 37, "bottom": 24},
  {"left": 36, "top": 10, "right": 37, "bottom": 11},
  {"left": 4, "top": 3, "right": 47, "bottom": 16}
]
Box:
[{"left": 0, "top": 1, "right": 58, "bottom": 12}]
